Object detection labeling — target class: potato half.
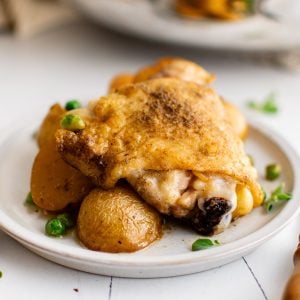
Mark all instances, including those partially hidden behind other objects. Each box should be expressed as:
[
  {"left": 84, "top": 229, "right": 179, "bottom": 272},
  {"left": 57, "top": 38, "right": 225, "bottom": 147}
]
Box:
[
  {"left": 31, "top": 142, "right": 93, "bottom": 211},
  {"left": 77, "top": 186, "right": 162, "bottom": 253},
  {"left": 37, "top": 103, "right": 66, "bottom": 148}
]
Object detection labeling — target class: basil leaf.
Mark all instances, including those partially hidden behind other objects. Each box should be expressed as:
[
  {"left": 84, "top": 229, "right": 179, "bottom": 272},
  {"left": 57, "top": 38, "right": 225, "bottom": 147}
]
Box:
[
  {"left": 264, "top": 183, "right": 292, "bottom": 213},
  {"left": 192, "top": 239, "right": 220, "bottom": 251}
]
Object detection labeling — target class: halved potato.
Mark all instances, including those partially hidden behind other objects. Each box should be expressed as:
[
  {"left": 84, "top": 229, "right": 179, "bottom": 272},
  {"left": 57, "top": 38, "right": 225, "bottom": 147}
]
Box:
[
  {"left": 77, "top": 186, "right": 162, "bottom": 253},
  {"left": 37, "top": 103, "right": 66, "bottom": 148},
  {"left": 108, "top": 73, "right": 134, "bottom": 93},
  {"left": 222, "top": 100, "right": 248, "bottom": 140},
  {"left": 31, "top": 141, "right": 93, "bottom": 211}
]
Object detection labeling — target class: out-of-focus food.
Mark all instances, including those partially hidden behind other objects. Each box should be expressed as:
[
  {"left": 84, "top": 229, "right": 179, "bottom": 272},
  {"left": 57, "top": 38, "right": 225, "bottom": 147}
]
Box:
[
  {"left": 108, "top": 58, "right": 214, "bottom": 93},
  {"left": 65, "top": 100, "right": 82, "bottom": 111},
  {"left": 31, "top": 141, "right": 93, "bottom": 211},
  {"left": 247, "top": 92, "right": 278, "bottom": 114},
  {"left": 56, "top": 78, "right": 263, "bottom": 235},
  {"left": 175, "top": 0, "right": 253, "bottom": 20},
  {"left": 222, "top": 100, "right": 248, "bottom": 139},
  {"left": 108, "top": 57, "right": 247, "bottom": 140},
  {"left": 77, "top": 186, "right": 162, "bottom": 253},
  {"left": 109, "top": 73, "right": 134, "bottom": 93},
  {"left": 37, "top": 104, "right": 66, "bottom": 148},
  {"left": 265, "top": 163, "right": 281, "bottom": 181},
  {"left": 133, "top": 57, "right": 215, "bottom": 86}
]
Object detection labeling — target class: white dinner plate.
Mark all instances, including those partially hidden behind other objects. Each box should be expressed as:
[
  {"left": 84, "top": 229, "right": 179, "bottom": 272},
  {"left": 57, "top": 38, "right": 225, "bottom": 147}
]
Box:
[
  {"left": 71, "top": 0, "right": 300, "bottom": 52},
  {"left": 0, "top": 120, "right": 299, "bottom": 278}
]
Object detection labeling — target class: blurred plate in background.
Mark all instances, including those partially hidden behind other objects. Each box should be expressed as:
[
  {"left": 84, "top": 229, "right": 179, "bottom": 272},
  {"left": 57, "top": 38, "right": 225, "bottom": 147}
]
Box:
[{"left": 71, "top": 0, "right": 300, "bottom": 52}]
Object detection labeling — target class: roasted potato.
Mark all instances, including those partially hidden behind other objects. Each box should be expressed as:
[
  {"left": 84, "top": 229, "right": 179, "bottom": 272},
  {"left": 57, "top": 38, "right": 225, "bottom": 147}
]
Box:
[
  {"left": 108, "top": 73, "right": 134, "bottom": 93},
  {"left": 37, "top": 104, "right": 66, "bottom": 148},
  {"left": 31, "top": 141, "right": 93, "bottom": 211},
  {"left": 134, "top": 57, "right": 215, "bottom": 86},
  {"left": 222, "top": 100, "right": 248, "bottom": 140},
  {"left": 77, "top": 186, "right": 162, "bottom": 253}
]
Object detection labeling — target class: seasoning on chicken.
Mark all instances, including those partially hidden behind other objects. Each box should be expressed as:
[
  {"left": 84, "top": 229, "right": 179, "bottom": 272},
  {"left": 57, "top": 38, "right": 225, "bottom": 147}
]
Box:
[{"left": 56, "top": 78, "right": 263, "bottom": 235}]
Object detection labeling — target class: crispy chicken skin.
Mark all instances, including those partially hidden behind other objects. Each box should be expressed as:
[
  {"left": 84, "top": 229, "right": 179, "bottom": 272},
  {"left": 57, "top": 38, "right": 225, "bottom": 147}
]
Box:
[
  {"left": 56, "top": 78, "right": 263, "bottom": 234},
  {"left": 108, "top": 57, "right": 247, "bottom": 139}
]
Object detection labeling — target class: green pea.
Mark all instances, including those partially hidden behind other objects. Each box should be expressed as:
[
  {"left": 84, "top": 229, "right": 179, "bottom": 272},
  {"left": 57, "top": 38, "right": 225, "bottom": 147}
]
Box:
[
  {"left": 57, "top": 213, "right": 75, "bottom": 229},
  {"left": 45, "top": 218, "right": 66, "bottom": 237},
  {"left": 25, "top": 192, "right": 34, "bottom": 205},
  {"left": 265, "top": 163, "right": 281, "bottom": 181},
  {"left": 65, "top": 100, "right": 81, "bottom": 111},
  {"left": 60, "top": 114, "right": 85, "bottom": 131}
]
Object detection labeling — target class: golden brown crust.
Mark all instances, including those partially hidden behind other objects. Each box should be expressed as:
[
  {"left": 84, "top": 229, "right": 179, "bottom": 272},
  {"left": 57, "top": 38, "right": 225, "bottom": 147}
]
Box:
[
  {"left": 56, "top": 78, "right": 263, "bottom": 206},
  {"left": 107, "top": 58, "right": 246, "bottom": 140}
]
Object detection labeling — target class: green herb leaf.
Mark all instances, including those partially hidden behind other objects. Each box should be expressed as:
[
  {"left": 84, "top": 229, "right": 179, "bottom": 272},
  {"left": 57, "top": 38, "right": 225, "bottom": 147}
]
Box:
[
  {"left": 264, "top": 183, "right": 292, "bottom": 213},
  {"left": 0, "top": 271, "right": 2, "bottom": 278},
  {"left": 192, "top": 238, "right": 220, "bottom": 251},
  {"left": 247, "top": 92, "right": 278, "bottom": 114}
]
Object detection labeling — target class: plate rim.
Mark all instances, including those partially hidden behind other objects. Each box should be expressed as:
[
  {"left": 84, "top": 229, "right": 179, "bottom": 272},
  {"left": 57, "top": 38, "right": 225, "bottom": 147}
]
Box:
[
  {"left": 70, "top": 0, "right": 300, "bottom": 52},
  {"left": 0, "top": 119, "right": 299, "bottom": 268}
]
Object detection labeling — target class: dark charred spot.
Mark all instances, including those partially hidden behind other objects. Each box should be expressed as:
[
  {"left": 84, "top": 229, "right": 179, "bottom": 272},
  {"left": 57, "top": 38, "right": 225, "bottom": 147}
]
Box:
[{"left": 184, "top": 197, "right": 232, "bottom": 235}]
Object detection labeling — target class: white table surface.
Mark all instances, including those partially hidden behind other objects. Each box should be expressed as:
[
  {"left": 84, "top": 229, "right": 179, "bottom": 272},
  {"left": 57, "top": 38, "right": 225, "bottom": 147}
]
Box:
[{"left": 0, "top": 20, "right": 300, "bottom": 300}]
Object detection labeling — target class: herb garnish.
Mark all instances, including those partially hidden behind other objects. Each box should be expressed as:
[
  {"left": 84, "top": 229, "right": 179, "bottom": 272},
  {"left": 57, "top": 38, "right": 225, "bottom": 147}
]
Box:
[
  {"left": 192, "top": 238, "right": 220, "bottom": 251},
  {"left": 247, "top": 93, "right": 278, "bottom": 114},
  {"left": 264, "top": 183, "right": 292, "bottom": 212},
  {"left": 0, "top": 271, "right": 3, "bottom": 278}
]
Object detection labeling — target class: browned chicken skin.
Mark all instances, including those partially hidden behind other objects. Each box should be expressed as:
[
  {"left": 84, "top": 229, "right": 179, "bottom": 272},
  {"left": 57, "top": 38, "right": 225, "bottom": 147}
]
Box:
[
  {"left": 56, "top": 78, "right": 263, "bottom": 235},
  {"left": 109, "top": 57, "right": 248, "bottom": 140}
]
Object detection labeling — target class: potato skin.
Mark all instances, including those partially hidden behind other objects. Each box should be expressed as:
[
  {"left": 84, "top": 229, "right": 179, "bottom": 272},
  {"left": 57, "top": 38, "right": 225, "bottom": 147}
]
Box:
[
  {"left": 37, "top": 104, "right": 66, "bottom": 148},
  {"left": 77, "top": 186, "right": 163, "bottom": 253},
  {"left": 31, "top": 142, "right": 93, "bottom": 211}
]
